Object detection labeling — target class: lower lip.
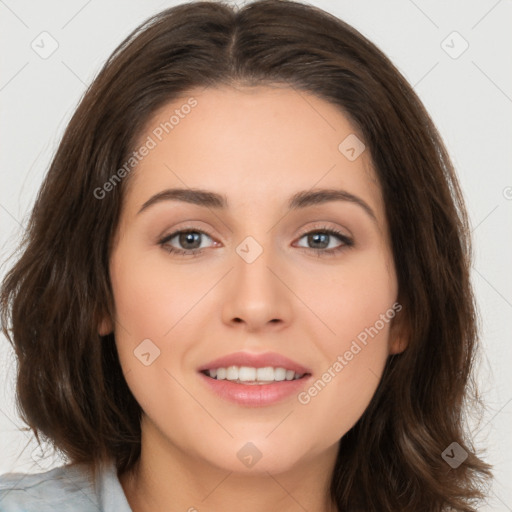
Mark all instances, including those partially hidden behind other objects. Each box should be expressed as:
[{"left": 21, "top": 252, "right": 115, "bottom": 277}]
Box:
[{"left": 198, "top": 372, "right": 312, "bottom": 407}]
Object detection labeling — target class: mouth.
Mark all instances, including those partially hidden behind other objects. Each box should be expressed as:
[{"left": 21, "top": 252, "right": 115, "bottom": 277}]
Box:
[
  {"left": 200, "top": 366, "right": 309, "bottom": 385},
  {"left": 197, "top": 351, "right": 312, "bottom": 406}
]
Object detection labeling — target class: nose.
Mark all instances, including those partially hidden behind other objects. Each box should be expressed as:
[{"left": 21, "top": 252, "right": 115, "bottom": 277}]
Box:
[{"left": 221, "top": 243, "right": 293, "bottom": 333}]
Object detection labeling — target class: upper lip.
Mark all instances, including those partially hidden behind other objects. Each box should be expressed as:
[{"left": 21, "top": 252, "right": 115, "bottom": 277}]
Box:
[{"left": 198, "top": 351, "right": 312, "bottom": 375}]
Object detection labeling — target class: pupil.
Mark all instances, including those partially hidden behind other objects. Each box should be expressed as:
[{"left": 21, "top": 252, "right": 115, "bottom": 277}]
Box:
[
  {"left": 180, "top": 232, "right": 201, "bottom": 249},
  {"left": 309, "top": 233, "right": 328, "bottom": 249}
]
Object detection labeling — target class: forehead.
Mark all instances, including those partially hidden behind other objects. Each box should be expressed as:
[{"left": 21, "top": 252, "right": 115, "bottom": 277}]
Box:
[{"left": 123, "top": 85, "right": 382, "bottom": 220}]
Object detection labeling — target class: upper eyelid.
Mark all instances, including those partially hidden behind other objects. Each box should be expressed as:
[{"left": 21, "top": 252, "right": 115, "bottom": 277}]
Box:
[
  {"left": 160, "top": 226, "right": 215, "bottom": 242},
  {"left": 296, "top": 224, "right": 350, "bottom": 237}
]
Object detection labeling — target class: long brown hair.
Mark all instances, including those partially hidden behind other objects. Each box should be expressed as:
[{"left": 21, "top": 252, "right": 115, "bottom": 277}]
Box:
[{"left": 0, "top": 1, "right": 492, "bottom": 509}]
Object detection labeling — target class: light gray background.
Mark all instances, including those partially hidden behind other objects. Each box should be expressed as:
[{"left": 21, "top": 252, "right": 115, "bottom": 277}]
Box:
[{"left": 1, "top": 0, "right": 511, "bottom": 510}]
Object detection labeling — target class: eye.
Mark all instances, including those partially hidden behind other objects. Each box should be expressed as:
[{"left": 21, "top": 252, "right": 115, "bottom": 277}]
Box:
[
  {"left": 158, "top": 225, "right": 354, "bottom": 258},
  {"left": 158, "top": 229, "right": 215, "bottom": 257},
  {"left": 295, "top": 226, "right": 353, "bottom": 257}
]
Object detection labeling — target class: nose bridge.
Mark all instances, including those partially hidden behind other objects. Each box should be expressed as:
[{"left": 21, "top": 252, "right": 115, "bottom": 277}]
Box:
[
  {"left": 234, "top": 232, "right": 279, "bottom": 301},
  {"left": 222, "top": 230, "right": 291, "bottom": 329}
]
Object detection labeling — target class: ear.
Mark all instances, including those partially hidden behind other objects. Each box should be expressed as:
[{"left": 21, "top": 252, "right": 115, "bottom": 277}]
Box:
[
  {"left": 98, "top": 314, "right": 113, "bottom": 336},
  {"left": 387, "top": 302, "right": 409, "bottom": 355}
]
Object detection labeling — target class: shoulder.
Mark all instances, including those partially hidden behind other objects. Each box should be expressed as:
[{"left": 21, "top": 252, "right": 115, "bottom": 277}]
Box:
[{"left": 0, "top": 463, "right": 99, "bottom": 512}]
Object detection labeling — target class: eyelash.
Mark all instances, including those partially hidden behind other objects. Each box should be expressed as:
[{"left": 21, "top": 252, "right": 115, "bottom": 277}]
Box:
[{"left": 158, "top": 225, "right": 354, "bottom": 258}]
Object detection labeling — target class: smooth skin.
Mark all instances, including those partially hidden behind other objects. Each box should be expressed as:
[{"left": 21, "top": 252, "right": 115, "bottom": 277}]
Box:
[{"left": 100, "top": 85, "right": 407, "bottom": 512}]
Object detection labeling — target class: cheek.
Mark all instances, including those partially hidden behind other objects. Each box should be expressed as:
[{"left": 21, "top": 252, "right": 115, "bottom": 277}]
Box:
[
  {"left": 291, "top": 249, "right": 396, "bottom": 437},
  {"left": 108, "top": 245, "right": 214, "bottom": 414},
  {"left": 295, "top": 312, "right": 393, "bottom": 445},
  {"left": 109, "top": 246, "right": 209, "bottom": 339},
  {"left": 299, "top": 245, "right": 397, "bottom": 354}
]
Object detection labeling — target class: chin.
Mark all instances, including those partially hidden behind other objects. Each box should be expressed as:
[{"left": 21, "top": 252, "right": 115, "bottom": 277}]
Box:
[{"left": 198, "top": 435, "right": 314, "bottom": 476}]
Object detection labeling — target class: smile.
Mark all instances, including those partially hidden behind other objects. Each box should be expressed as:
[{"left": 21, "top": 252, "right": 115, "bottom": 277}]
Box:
[{"left": 201, "top": 365, "right": 306, "bottom": 384}]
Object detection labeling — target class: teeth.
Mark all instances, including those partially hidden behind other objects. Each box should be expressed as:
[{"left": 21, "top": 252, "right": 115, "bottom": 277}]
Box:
[
  {"left": 256, "top": 367, "right": 275, "bottom": 381},
  {"left": 238, "top": 366, "right": 256, "bottom": 381},
  {"left": 274, "top": 367, "right": 286, "bottom": 381},
  {"left": 226, "top": 366, "right": 238, "bottom": 380},
  {"left": 205, "top": 366, "right": 305, "bottom": 383}
]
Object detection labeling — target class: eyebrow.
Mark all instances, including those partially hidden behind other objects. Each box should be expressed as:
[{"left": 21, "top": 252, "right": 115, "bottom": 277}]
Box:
[{"left": 137, "top": 187, "right": 377, "bottom": 222}]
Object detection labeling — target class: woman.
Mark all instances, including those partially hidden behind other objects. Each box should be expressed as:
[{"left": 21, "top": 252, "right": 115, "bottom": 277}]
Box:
[{"left": 0, "top": 1, "right": 492, "bottom": 510}]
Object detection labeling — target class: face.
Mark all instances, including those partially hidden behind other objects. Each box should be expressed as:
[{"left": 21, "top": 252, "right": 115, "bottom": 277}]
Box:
[{"left": 102, "top": 85, "right": 406, "bottom": 475}]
